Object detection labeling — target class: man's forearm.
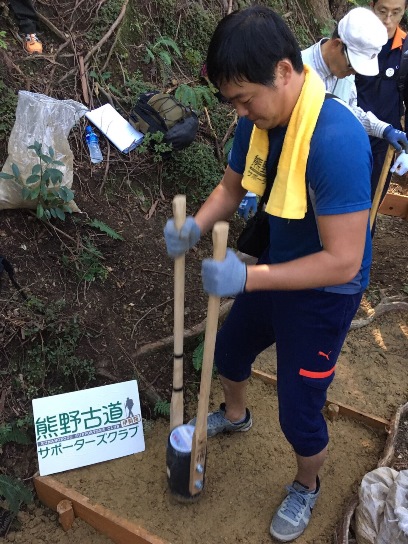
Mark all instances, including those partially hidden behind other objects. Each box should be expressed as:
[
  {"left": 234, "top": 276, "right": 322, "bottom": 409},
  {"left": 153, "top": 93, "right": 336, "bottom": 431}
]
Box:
[{"left": 245, "top": 249, "right": 362, "bottom": 292}]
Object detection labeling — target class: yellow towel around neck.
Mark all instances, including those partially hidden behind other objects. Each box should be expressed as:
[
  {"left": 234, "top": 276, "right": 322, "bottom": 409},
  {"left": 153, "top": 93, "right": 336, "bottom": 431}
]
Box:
[{"left": 241, "top": 65, "right": 326, "bottom": 219}]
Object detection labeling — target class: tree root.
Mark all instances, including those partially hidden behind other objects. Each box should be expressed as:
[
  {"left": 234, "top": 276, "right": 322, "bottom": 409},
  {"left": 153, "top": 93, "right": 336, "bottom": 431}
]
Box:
[{"left": 350, "top": 293, "right": 408, "bottom": 329}]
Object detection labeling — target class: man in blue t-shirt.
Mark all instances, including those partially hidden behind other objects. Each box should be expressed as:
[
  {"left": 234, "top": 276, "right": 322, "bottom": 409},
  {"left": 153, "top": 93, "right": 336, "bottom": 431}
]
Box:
[{"left": 164, "top": 6, "right": 372, "bottom": 543}]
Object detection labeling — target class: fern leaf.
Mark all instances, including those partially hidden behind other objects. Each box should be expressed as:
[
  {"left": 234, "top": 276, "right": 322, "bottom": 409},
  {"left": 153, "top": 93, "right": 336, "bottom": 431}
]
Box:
[
  {"left": 0, "top": 475, "right": 33, "bottom": 515},
  {"left": 87, "top": 219, "right": 124, "bottom": 240},
  {"left": 0, "top": 425, "right": 31, "bottom": 447},
  {"left": 154, "top": 400, "right": 170, "bottom": 416},
  {"left": 157, "top": 37, "right": 181, "bottom": 56},
  {"left": 159, "top": 51, "right": 172, "bottom": 66}
]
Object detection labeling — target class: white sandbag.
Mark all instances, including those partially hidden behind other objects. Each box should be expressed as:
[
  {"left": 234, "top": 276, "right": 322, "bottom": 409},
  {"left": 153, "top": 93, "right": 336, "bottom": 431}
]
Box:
[
  {"left": 0, "top": 91, "right": 87, "bottom": 210},
  {"left": 355, "top": 467, "right": 408, "bottom": 544},
  {"left": 378, "top": 470, "right": 408, "bottom": 543}
]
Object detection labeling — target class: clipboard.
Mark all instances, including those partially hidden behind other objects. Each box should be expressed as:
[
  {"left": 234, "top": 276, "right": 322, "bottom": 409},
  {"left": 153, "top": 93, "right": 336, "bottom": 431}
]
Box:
[{"left": 85, "top": 103, "right": 144, "bottom": 153}]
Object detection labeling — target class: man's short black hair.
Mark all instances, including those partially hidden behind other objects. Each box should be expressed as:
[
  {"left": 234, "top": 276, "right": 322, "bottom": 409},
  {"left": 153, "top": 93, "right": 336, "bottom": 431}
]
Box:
[
  {"left": 372, "top": 0, "right": 408, "bottom": 5},
  {"left": 206, "top": 5, "right": 303, "bottom": 89}
]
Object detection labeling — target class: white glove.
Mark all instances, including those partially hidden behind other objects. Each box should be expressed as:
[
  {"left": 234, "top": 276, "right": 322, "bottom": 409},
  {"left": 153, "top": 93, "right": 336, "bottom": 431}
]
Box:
[{"left": 390, "top": 152, "right": 408, "bottom": 176}]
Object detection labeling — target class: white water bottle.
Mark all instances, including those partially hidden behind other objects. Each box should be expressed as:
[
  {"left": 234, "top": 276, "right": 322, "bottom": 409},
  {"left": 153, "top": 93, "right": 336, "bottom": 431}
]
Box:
[{"left": 85, "top": 126, "right": 103, "bottom": 164}]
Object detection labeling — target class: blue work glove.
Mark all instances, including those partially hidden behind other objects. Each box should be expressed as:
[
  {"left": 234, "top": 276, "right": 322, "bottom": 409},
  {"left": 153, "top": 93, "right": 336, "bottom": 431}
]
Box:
[
  {"left": 383, "top": 125, "right": 408, "bottom": 152},
  {"left": 164, "top": 216, "right": 201, "bottom": 258},
  {"left": 201, "top": 249, "right": 247, "bottom": 297},
  {"left": 390, "top": 152, "right": 408, "bottom": 175},
  {"left": 238, "top": 191, "right": 257, "bottom": 220}
]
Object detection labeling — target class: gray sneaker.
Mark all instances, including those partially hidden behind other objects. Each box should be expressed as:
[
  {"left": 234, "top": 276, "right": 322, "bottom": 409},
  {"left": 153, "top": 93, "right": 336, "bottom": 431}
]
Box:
[
  {"left": 188, "top": 403, "right": 252, "bottom": 438},
  {"left": 270, "top": 478, "right": 320, "bottom": 542}
]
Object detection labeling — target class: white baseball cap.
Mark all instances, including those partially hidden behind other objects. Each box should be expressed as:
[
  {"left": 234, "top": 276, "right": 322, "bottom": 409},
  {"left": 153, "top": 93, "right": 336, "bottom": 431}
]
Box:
[{"left": 338, "top": 7, "right": 388, "bottom": 76}]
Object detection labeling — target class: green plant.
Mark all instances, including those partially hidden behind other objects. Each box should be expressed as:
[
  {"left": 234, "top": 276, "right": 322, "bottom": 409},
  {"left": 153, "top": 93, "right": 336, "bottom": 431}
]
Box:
[
  {"left": 62, "top": 238, "right": 108, "bottom": 283},
  {"left": 136, "top": 131, "right": 173, "bottom": 162},
  {"left": 192, "top": 334, "right": 205, "bottom": 371},
  {"left": 13, "top": 298, "right": 96, "bottom": 399},
  {"left": 124, "top": 70, "right": 155, "bottom": 104},
  {"left": 320, "top": 18, "right": 336, "bottom": 38},
  {"left": 0, "top": 423, "right": 31, "bottom": 447},
  {"left": 88, "top": 70, "right": 126, "bottom": 101},
  {"left": 159, "top": 1, "right": 219, "bottom": 59},
  {"left": 144, "top": 36, "right": 181, "bottom": 66},
  {"left": 144, "top": 36, "right": 181, "bottom": 83},
  {"left": 85, "top": 0, "right": 123, "bottom": 43},
  {"left": 0, "top": 141, "right": 74, "bottom": 220},
  {"left": 192, "top": 334, "right": 217, "bottom": 377},
  {"left": 0, "top": 422, "right": 33, "bottom": 518},
  {"left": 162, "top": 141, "right": 223, "bottom": 202},
  {"left": 183, "top": 47, "right": 203, "bottom": 70},
  {"left": 154, "top": 399, "right": 171, "bottom": 416},
  {"left": 87, "top": 219, "right": 124, "bottom": 240},
  {"left": 0, "top": 31, "right": 7, "bottom": 50},
  {"left": 0, "top": 476, "right": 33, "bottom": 516},
  {"left": 175, "top": 84, "right": 218, "bottom": 113}
]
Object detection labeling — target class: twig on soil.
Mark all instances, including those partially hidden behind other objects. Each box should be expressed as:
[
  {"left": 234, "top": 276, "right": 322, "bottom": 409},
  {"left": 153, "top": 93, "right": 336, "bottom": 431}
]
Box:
[
  {"left": 131, "top": 297, "right": 174, "bottom": 339},
  {"left": 36, "top": 11, "right": 69, "bottom": 42},
  {"left": 78, "top": 55, "right": 90, "bottom": 105},
  {"left": 140, "top": 268, "right": 172, "bottom": 277},
  {"left": 204, "top": 107, "right": 222, "bottom": 162},
  {"left": 0, "top": 388, "right": 7, "bottom": 417},
  {"left": 58, "top": 0, "right": 129, "bottom": 84},
  {"left": 101, "top": 29, "right": 121, "bottom": 73},
  {"left": 0, "top": 49, "right": 30, "bottom": 83},
  {"left": 99, "top": 139, "right": 111, "bottom": 195},
  {"left": 220, "top": 112, "right": 238, "bottom": 150}
]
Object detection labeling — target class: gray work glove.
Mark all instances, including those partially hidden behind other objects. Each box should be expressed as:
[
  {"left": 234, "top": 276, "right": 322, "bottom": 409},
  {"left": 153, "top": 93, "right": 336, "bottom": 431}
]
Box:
[{"left": 164, "top": 216, "right": 201, "bottom": 258}]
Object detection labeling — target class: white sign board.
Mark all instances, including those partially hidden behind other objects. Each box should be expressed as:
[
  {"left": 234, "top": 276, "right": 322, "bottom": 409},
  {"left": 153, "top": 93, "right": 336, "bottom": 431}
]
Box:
[{"left": 32, "top": 380, "right": 145, "bottom": 476}]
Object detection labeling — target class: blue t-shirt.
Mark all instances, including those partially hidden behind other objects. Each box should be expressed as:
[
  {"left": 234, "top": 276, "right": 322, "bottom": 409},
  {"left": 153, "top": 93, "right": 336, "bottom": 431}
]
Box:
[{"left": 229, "top": 97, "right": 372, "bottom": 294}]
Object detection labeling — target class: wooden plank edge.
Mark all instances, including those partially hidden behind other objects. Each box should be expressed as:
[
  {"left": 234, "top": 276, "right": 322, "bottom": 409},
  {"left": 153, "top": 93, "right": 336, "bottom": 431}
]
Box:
[
  {"left": 378, "top": 193, "right": 408, "bottom": 220},
  {"left": 34, "top": 476, "right": 170, "bottom": 544},
  {"left": 251, "top": 369, "right": 389, "bottom": 432}
]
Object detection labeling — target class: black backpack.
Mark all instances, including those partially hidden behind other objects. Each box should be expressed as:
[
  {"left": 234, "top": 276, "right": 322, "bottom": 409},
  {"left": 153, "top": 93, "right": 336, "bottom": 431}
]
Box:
[{"left": 129, "top": 91, "right": 198, "bottom": 152}]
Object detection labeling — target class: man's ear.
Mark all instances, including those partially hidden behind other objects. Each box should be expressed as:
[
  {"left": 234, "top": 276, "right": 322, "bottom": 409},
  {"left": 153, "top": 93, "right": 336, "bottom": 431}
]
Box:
[{"left": 276, "top": 59, "right": 293, "bottom": 83}]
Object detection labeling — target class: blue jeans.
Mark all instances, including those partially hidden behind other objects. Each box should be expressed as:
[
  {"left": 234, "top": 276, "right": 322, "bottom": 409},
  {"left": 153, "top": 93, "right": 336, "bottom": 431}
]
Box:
[{"left": 214, "top": 288, "right": 362, "bottom": 456}]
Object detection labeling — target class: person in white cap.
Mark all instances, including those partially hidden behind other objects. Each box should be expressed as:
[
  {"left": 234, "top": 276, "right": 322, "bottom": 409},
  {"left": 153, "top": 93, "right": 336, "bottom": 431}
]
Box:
[
  {"left": 238, "top": 7, "right": 406, "bottom": 228},
  {"left": 301, "top": 7, "right": 408, "bottom": 212}
]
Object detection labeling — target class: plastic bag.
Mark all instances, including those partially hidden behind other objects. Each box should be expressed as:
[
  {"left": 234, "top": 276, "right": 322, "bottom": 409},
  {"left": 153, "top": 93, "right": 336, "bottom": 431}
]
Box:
[
  {"left": 355, "top": 467, "right": 408, "bottom": 544},
  {"left": 0, "top": 91, "right": 87, "bottom": 210}
]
